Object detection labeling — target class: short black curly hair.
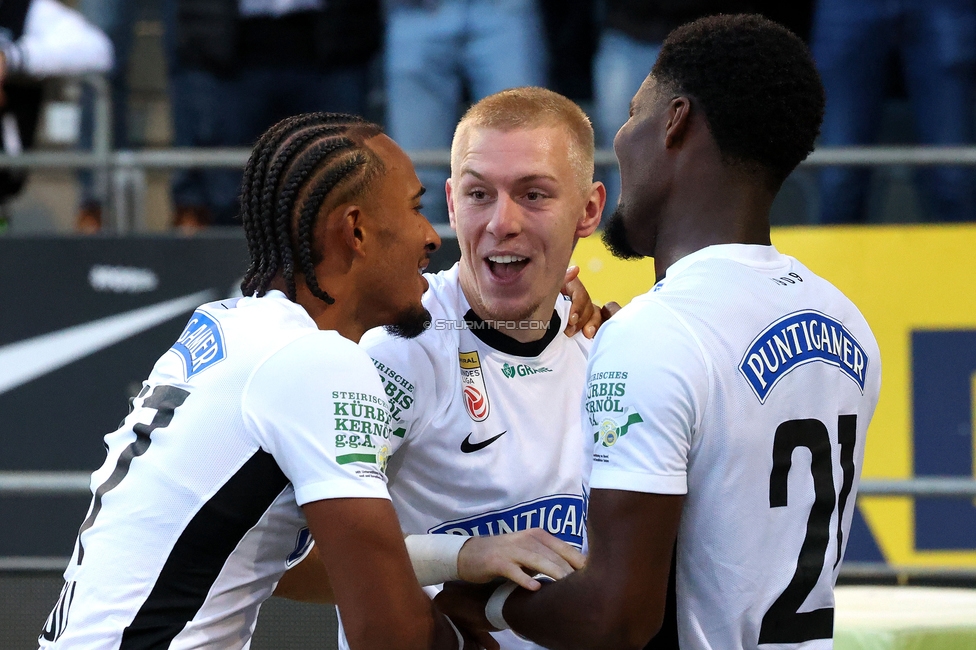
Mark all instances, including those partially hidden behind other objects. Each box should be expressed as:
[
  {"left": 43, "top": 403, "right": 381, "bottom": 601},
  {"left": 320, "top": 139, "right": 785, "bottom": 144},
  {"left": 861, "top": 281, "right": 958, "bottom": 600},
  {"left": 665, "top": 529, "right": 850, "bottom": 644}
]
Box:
[{"left": 651, "top": 14, "right": 825, "bottom": 187}]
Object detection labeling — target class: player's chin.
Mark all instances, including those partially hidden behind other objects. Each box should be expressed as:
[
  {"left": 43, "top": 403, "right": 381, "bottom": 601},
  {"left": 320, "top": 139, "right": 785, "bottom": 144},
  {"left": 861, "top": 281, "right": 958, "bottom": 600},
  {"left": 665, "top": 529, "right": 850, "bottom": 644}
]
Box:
[{"left": 384, "top": 303, "right": 431, "bottom": 339}]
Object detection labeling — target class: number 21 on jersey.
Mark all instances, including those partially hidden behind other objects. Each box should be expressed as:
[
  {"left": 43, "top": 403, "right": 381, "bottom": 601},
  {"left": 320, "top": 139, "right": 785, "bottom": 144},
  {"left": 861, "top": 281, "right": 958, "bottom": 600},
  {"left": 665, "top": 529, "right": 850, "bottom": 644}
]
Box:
[{"left": 759, "top": 415, "right": 856, "bottom": 645}]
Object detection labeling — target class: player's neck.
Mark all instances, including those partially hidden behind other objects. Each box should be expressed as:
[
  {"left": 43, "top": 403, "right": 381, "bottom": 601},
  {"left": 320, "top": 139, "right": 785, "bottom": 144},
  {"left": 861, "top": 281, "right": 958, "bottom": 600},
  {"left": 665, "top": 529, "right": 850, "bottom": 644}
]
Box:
[
  {"left": 459, "top": 284, "right": 557, "bottom": 344},
  {"left": 269, "top": 277, "right": 369, "bottom": 343},
  {"left": 652, "top": 175, "right": 773, "bottom": 280}
]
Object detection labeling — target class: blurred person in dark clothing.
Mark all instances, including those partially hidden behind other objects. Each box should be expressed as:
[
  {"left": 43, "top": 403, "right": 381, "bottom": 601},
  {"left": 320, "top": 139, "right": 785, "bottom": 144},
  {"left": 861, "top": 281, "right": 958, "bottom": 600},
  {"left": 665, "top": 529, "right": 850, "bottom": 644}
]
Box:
[
  {"left": 593, "top": 0, "right": 753, "bottom": 211},
  {"left": 169, "top": 0, "right": 380, "bottom": 230},
  {"left": 383, "top": 0, "right": 548, "bottom": 225},
  {"left": 74, "top": 0, "right": 140, "bottom": 234},
  {"left": 0, "top": 0, "right": 113, "bottom": 232},
  {"left": 812, "top": 0, "right": 976, "bottom": 223}
]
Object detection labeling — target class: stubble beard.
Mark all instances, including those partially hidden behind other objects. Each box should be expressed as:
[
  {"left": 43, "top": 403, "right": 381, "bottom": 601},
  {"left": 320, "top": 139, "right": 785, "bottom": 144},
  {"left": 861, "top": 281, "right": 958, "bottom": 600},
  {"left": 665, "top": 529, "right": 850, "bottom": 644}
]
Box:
[
  {"left": 385, "top": 303, "right": 432, "bottom": 339},
  {"left": 602, "top": 204, "right": 645, "bottom": 260}
]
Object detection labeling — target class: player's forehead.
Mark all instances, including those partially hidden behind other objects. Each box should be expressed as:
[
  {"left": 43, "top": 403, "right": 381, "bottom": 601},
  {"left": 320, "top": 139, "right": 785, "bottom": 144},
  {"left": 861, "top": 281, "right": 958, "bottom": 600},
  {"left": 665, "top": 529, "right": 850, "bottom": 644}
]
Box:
[
  {"left": 366, "top": 134, "right": 422, "bottom": 196},
  {"left": 455, "top": 126, "right": 574, "bottom": 186}
]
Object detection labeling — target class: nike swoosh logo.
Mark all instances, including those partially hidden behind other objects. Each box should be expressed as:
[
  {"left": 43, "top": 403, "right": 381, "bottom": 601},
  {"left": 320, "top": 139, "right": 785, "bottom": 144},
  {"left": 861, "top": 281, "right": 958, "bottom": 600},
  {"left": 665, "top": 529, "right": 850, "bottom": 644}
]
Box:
[
  {"left": 460, "top": 430, "right": 506, "bottom": 453},
  {"left": 0, "top": 289, "right": 216, "bottom": 396}
]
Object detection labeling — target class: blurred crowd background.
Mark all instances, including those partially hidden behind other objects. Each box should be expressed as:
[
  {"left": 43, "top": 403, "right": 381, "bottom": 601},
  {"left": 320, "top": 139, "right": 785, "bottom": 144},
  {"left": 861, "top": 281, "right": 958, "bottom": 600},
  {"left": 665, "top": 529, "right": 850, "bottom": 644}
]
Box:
[{"left": 2, "top": 0, "right": 975, "bottom": 234}]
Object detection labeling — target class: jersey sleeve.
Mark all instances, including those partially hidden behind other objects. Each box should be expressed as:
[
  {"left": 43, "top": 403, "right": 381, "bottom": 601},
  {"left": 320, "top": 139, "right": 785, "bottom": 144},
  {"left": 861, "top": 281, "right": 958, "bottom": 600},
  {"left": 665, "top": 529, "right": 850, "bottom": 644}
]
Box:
[
  {"left": 359, "top": 327, "right": 437, "bottom": 456},
  {"left": 243, "top": 332, "right": 392, "bottom": 506},
  {"left": 586, "top": 300, "right": 710, "bottom": 495}
]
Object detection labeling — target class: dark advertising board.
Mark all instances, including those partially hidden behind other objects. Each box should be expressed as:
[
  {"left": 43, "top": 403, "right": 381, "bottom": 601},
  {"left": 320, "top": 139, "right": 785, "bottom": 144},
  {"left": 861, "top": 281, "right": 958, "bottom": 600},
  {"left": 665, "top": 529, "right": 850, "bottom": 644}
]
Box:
[{"left": 0, "top": 234, "right": 460, "bottom": 558}]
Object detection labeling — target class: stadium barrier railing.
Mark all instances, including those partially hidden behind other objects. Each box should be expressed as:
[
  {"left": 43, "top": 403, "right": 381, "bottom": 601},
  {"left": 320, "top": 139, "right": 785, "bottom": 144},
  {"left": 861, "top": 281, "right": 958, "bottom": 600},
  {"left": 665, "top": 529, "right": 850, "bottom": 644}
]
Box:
[
  {"left": 2, "top": 471, "right": 975, "bottom": 578},
  {"left": 4, "top": 145, "right": 976, "bottom": 233}
]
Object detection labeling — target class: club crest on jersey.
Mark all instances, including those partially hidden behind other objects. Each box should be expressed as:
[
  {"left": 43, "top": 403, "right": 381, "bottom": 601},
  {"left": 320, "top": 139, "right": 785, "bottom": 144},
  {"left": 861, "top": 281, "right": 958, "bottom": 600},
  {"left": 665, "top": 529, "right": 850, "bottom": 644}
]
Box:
[
  {"left": 170, "top": 310, "right": 226, "bottom": 380},
  {"left": 429, "top": 494, "right": 586, "bottom": 548},
  {"left": 739, "top": 310, "right": 868, "bottom": 404},
  {"left": 459, "top": 350, "right": 490, "bottom": 421},
  {"left": 593, "top": 411, "right": 644, "bottom": 447}
]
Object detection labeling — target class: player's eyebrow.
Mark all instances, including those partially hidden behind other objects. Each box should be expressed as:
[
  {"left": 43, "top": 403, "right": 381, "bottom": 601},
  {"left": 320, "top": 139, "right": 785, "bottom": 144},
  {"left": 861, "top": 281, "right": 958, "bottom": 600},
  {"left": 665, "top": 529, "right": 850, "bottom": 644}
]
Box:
[
  {"left": 412, "top": 187, "right": 426, "bottom": 200},
  {"left": 459, "top": 168, "right": 558, "bottom": 184}
]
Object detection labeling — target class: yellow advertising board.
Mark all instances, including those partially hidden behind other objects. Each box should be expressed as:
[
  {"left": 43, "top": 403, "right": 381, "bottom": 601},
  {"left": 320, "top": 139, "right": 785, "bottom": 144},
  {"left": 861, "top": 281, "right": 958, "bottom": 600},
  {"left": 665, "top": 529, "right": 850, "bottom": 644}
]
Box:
[{"left": 571, "top": 224, "right": 976, "bottom": 568}]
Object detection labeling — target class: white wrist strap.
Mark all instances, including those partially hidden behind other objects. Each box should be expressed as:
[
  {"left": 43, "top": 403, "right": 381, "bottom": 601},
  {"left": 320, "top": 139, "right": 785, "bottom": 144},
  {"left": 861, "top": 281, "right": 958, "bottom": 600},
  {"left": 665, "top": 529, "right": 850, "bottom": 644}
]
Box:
[
  {"left": 405, "top": 534, "right": 469, "bottom": 586},
  {"left": 445, "top": 615, "right": 465, "bottom": 650},
  {"left": 485, "top": 580, "right": 519, "bottom": 631}
]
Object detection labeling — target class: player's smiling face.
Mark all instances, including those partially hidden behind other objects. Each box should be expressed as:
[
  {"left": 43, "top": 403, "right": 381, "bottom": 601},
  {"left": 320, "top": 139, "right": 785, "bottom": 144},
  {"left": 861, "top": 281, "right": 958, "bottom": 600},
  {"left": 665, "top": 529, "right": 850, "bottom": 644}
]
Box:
[
  {"left": 358, "top": 135, "right": 440, "bottom": 336},
  {"left": 448, "top": 126, "right": 599, "bottom": 325}
]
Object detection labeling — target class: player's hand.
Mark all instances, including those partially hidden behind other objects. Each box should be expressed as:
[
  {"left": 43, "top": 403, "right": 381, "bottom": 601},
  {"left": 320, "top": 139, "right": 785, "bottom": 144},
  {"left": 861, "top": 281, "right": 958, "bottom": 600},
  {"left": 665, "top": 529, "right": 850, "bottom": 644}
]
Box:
[
  {"left": 562, "top": 266, "right": 617, "bottom": 339},
  {"left": 456, "top": 615, "right": 501, "bottom": 650},
  {"left": 601, "top": 301, "right": 621, "bottom": 321},
  {"left": 457, "top": 528, "right": 585, "bottom": 591},
  {"left": 437, "top": 581, "right": 499, "bottom": 634}
]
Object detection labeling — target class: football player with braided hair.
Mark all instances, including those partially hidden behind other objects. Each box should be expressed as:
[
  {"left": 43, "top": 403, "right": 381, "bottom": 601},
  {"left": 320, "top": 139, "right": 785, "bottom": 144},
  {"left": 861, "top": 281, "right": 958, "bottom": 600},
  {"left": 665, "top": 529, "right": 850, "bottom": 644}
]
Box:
[{"left": 42, "top": 113, "right": 500, "bottom": 650}]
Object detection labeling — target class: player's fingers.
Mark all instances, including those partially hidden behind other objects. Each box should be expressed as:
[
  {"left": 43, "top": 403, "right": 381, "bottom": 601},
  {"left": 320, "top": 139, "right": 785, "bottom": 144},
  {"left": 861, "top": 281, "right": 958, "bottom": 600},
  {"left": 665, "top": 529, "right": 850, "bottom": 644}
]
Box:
[
  {"left": 497, "top": 564, "right": 542, "bottom": 591},
  {"left": 537, "top": 536, "right": 586, "bottom": 571},
  {"left": 563, "top": 265, "right": 580, "bottom": 285},
  {"left": 502, "top": 541, "right": 576, "bottom": 580},
  {"left": 521, "top": 525, "right": 587, "bottom": 571},
  {"left": 563, "top": 274, "right": 595, "bottom": 337},
  {"left": 601, "top": 301, "right": 622, "bottom": 319}
]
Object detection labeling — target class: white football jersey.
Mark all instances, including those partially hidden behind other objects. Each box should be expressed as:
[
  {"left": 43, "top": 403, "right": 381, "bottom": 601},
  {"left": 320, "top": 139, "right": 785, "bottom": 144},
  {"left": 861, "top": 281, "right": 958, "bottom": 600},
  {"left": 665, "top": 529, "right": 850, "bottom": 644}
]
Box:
[
  {"left": 338, "top": 264, "right": 591, "bottom": 650},
  {"left": 586, "top": 245, "right": 881, "bottom": 650},
  {"left": 39, "top": 291, "right": 391, "bottom": 650}
]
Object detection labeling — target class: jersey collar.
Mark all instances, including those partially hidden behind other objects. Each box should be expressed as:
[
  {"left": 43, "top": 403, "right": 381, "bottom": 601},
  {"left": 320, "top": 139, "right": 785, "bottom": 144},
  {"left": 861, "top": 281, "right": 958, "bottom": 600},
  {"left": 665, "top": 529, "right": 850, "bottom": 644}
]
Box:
[
  {"left": 663, "top": 244, "right": 786, "bottom": 281},
  {"left": 462, "top": 308, "right": 562, "bottom": 357}
]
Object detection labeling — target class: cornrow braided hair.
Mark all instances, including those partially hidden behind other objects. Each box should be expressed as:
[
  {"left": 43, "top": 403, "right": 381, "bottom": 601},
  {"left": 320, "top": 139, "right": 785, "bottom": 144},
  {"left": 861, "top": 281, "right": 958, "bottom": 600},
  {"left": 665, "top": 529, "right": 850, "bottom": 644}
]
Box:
[{"left": 239, "top": 112, "right": 384, "bottom": 304}]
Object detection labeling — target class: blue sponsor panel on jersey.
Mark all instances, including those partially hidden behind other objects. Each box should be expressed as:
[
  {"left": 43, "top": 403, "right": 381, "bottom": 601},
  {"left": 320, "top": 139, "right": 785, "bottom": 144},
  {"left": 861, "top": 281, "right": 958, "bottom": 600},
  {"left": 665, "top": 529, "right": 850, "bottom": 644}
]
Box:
[
  {"left": 286, "top": 527, "right": 314, "bottom": 568},
  {"left": 428, "top": 494, "right": 585, "bottom": 548},
  {"left": 171, "top": 310, "right": 226, "bottom": 380},
  {"left": 740, "top": 310, "right": 868, "bottom": 403}
]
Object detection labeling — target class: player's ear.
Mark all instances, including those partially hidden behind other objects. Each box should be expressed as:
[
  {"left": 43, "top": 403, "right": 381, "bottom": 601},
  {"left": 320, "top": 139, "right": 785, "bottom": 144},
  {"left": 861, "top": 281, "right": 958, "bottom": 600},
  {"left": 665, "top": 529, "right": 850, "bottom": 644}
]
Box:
[
  {"left": 576, "top": 181, "right": 605, "bottom": 238},
  {"left": 664, "top": 96, "right": 692, "bottom": 149},
  {"left": 334, "top": 204, "right": 366, "bottom": 258},
  {"left": 445, "top": 178, "right": 458, "bottom": 233}
]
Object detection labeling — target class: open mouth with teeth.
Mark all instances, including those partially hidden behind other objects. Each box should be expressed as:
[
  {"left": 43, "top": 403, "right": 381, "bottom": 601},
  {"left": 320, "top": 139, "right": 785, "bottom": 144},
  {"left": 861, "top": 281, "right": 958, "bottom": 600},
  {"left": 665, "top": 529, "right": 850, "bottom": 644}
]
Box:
[{"left": 486, "top": 254, "right": 529, "bottom": 281}]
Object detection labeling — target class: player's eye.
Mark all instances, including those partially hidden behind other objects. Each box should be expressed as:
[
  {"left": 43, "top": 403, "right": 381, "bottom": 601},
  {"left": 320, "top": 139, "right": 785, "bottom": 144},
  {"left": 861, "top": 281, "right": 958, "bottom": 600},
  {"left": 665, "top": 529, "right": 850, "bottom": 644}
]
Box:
[
  {"left": 470, "top": 190, "right": 487, "bottom": 200},
  {"left": 526, "top": 191, "right": 545, "bottom": 201}
]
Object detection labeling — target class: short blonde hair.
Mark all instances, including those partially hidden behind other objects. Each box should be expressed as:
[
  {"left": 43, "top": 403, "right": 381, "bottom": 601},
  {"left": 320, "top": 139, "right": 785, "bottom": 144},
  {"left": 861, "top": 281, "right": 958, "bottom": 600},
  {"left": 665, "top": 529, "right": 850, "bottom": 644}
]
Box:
[{"left": 450, "top": 87, "right": 595, "bottom": 193}]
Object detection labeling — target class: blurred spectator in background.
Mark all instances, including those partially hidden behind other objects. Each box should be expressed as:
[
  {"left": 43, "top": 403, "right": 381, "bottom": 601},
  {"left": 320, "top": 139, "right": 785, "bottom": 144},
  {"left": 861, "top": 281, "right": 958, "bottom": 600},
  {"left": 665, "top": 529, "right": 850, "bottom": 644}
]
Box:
[
  {"left": 0, "top": 0, "right": 112, "bottom": 231},
  {"left": 812, "top": 0, "right": 976, "bottom": 223},
  {"left": 539, "top": 0, "right": 597, "bottom": 102},
  {"left": 168, "top": 0, "right": 380, "bottom": 230},
  {"left": 593, "top": 0, "right": 753, "bottom": 210},
  {"left": 384, "top": 0, "right": 547, "bottom": 224},
  {"left": 75, "top": 0, "right": 157, "bottom": 234}
]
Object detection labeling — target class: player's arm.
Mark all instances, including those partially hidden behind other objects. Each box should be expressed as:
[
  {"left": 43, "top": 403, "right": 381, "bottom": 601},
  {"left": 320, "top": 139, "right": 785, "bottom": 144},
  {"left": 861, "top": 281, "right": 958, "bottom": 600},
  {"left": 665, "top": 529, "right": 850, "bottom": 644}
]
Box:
[
  {"left": 274, "top": 526, "right": 586, "bottom": 603},
  {"left": 440, "top": 303, "right": 702, "bottom": 649},
  {"left": 273, "top": 545, "right": 333, "bottom": 603},
  {"left": 303, "top": 497, "right": 467, "bottom": 650},
  {"left": 245, "top": 337, "right": 469, "bottom": 650},
  {"left": 438, "top": 489, "right": 683, "bottom": 650}
]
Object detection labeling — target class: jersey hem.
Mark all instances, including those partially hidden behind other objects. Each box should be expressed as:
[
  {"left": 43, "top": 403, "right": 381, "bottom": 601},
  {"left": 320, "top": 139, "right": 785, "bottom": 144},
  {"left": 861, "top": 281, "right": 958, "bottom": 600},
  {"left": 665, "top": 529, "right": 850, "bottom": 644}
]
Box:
[
  {"left": 589, "top": 469, "right": 688, "bottom": 495},
  {"left": 294, "top": 478, "right": 390, "bottom": 506}
]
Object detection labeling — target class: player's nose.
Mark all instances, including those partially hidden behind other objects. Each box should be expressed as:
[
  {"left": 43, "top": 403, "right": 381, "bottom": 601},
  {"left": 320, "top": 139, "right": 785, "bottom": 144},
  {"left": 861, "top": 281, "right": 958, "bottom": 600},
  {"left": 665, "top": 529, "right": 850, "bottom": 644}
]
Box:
[{"left": 486, "top": 193, "right": 522, "bottom": 239}]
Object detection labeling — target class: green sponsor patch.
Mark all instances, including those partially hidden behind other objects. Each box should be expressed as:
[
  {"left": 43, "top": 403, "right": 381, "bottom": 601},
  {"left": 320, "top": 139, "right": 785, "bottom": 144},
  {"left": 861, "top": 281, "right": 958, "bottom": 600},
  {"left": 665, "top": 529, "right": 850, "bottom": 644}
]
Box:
[
  {"left": 593, "top": 412, "right": 644, "bottom": 446},
  {"left": 336, "top": 453, "right": 377, "bottom": 465},
  {"left": 501, "top": 361, "right": 553, "bottom": 379}
]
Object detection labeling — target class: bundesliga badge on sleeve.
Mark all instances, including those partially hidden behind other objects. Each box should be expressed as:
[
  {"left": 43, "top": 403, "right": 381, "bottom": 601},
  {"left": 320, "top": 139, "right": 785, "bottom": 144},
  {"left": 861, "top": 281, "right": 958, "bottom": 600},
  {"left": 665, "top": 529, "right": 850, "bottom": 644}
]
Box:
[{"left": 458, "top": 350, "right": 490, "bottom": 421}]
